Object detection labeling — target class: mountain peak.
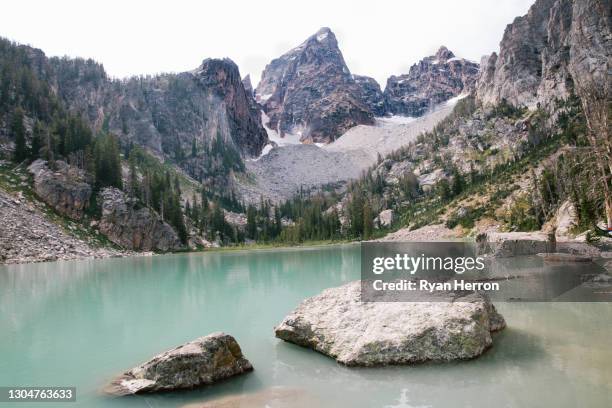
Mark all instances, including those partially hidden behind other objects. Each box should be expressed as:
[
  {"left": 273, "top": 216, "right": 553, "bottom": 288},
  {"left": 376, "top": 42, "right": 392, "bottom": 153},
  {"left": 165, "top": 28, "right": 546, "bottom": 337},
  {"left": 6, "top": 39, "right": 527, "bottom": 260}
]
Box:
[
  {"left": 434, "top": 46, "right": 455, "bottom": 61},
  {"left": 312, "top": 27, "right": 335, "bottom": 43},
  {"left": 255, "top": 26, "right": 373, "bottom": 143}
]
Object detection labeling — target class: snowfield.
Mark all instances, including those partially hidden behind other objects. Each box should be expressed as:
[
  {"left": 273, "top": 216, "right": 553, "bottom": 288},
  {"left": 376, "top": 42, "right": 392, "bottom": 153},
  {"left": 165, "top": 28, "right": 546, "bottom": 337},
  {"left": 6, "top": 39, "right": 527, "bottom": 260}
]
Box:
[{"left": 238, "top": 96, "right": 464, "bottom": 203}]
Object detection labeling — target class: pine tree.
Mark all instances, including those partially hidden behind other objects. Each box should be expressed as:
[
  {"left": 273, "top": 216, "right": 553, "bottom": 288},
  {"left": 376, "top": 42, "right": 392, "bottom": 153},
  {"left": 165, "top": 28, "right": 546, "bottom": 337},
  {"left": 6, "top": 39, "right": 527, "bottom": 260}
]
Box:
[
  {"left": 451, "top": 167, "right": 464, "bottom": 197},
  {"left": 349, "top": 193, "right": 364, "bottom": 237},
  {"left": 246, "top": 205, "right": 257, "bottom": 239},
  {"left": 11, "top": 109, "right": 27, "bottom": 163},
  {"left": 363, "top": 201, "right": 373, "bottom": 240},
  {"left": 30, "top": 121, "right": 43, "bottom": 160},
  {"left": 93, "top": 133, "right": 123, "bottom": 190},
  {"left": 127, "top": 155, "right": 138, "bottom": 197}
]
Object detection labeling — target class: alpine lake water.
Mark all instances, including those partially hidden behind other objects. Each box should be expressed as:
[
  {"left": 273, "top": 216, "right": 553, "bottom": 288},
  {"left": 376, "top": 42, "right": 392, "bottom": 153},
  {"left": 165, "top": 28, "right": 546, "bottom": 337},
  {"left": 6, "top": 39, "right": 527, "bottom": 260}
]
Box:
[{"left": 1, "top": 244, "right": 611, "bottom": 407}]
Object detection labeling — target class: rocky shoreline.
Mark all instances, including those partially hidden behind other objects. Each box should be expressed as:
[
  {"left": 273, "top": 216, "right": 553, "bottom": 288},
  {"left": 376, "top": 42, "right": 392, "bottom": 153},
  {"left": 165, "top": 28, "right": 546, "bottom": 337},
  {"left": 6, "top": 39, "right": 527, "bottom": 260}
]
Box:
[{"left": 0, "top": 187, "right": 129, "bottom": 265}]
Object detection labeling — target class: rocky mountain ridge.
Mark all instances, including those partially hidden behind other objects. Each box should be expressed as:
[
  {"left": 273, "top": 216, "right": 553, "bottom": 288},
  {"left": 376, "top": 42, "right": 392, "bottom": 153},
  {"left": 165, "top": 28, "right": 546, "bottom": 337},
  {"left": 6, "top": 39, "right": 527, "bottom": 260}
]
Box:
[
  {"left": 330, "top": 0, "right": 610, "bottom": 244},
  {"left": 0, "top": 43, "right": 268, "bottom": 183},
  {"left": 1, "top": 0, "right": 609, "bottom": 259},
  {"left": 255, "top": 27, "right": 374, "bottom": 143},
  {"left": 384, "top": 46, "right": 480, "bottom": 116},
  {"left": 475, "top": 0, "right": 610, "bottom": 112}
]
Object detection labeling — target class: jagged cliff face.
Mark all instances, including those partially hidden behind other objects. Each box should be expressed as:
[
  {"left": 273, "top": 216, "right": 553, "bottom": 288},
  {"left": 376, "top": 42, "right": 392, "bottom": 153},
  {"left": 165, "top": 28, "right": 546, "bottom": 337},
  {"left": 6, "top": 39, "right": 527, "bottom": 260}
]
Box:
[
  {"left": 47, "top": 57, "right": 268, "bottom": 161},
  {"left": 191, "top": 59, "right": 268, "bottom": 157},
  {"left": 475, "top": 0, "right": 610, "bottom": 112},
  {"left": 567, "top": 0, "right": 611, "bottom": 139},
  {"left": 255, "top": 27, "right": 374, "bottom": 143},
  {"left": 242, "top": 74, "right": 254, "bottom": 97},
  {"left": 384, "top": 46, "right": 479, "bottom": 117},
  {"left": 352, "top": 75, "right": 386, "bottom": 116}
]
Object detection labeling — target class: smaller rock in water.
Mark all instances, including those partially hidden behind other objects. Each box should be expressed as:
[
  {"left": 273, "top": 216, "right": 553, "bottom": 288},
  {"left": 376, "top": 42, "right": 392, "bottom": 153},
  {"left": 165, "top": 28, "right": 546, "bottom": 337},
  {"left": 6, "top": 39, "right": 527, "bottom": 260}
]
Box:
[
  {"left": 537, "top": 253, "right": 591, "bottom": 263},
  {"left": 275, "top": 281, "right": 505, "bottom": 366},
  {"left": 105, "top": 333, "right": 253, "bottom": 395},
  {"left": 182, "top": 386, "right": 318, "bottom": 408}
]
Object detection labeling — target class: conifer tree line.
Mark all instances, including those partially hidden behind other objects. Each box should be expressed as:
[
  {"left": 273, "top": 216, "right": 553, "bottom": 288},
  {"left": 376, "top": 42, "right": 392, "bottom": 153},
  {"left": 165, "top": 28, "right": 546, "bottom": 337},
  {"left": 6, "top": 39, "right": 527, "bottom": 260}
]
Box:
[
  {"left": 268, "top": 94, "right": 609, "bottom": 243},
  {"left": 2, "top": 34, "right": 608, "bottom": 247}
]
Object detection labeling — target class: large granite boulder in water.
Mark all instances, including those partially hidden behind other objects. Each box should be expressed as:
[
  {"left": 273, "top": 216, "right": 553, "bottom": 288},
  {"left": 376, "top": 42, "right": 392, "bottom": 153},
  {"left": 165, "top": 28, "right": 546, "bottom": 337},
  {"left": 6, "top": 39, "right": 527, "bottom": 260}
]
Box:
[
  {"left": 105, "top": 333, "right": 253, "bottom": 395},
  {"left": 477, "top": 231, "right": 600, "bottom": 257},
  {"left": 275, "top": 281, "right": 505, "bottom": 366},
  {"left": 477, "top": 231, "right": 554, "bottom": 257},
  {"left": 28, "top": 159, "right": 92, "bottom": 220}
]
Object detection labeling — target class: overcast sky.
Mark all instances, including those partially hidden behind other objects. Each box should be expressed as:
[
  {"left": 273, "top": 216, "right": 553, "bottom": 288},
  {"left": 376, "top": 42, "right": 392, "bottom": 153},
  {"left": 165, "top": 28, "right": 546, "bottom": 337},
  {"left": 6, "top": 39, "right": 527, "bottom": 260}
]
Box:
[{"left": 1, "top": 0, "right": 534, "bottom": 87}]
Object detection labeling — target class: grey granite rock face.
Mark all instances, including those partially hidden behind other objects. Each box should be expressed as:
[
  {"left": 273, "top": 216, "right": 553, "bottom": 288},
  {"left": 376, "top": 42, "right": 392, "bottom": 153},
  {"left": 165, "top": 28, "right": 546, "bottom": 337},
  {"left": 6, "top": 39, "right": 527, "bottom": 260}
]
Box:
[
  {"left": 476, "top": 0, "right": 557, "bottom": 108},
  {"left": 28, "top": 159, "right": 91, "bottom": 220},
  {"left": 476, "top": 0, "right": 610, "bottom": 110},
  {"left": 242, "top": 74, "right": 254, "bottom": 97},
  {"left": 98, "top": 187, "right": 182, "bottom": 252},
  {"left": 275, "top": 281, "right": 505, "bottom": 366},
  {"left": 105, "top": 333, "right": 253, "bottom": 395},
  {"left": 192, "top": 59, "right": 268, "bottom": 157},
  {"left": 40, "top": 54, "right": 268, "bottom": 179},
  {"left": 384, "top": 46, "right": 479, "bottom": 117},
  {"left": 352, "top": 75, "right": 386, "bottom": 116},
  {"left": 255, "top": 27, "right": 374, "bottom": 143},
  {"left": 567, "top": 0, "right": 611, "bottom": 146}
]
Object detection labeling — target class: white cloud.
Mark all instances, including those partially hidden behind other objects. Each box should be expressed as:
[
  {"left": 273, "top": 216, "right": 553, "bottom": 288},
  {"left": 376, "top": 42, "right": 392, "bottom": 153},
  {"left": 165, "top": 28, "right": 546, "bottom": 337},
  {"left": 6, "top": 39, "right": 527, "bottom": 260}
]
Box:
[{"left": 0, "top": 0, "right": 534, "bottom": 88}]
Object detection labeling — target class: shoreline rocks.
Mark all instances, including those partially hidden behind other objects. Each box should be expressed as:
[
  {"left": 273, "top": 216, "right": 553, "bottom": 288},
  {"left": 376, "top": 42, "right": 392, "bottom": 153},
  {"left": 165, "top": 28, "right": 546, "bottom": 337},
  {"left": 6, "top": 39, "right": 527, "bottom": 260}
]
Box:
[
  {"left": 105, "top": 333, "right": 253, "bottom": 396},
  {"left": 275, "top": 281, "right": 505, "bottom": 366}
]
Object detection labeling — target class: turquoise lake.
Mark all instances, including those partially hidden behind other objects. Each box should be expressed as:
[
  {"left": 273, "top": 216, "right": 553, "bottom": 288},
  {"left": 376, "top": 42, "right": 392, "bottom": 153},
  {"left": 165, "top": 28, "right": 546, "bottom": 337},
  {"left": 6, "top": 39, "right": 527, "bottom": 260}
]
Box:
[{"left": 1, "top": 244, "right": 611, "bottom": 407}]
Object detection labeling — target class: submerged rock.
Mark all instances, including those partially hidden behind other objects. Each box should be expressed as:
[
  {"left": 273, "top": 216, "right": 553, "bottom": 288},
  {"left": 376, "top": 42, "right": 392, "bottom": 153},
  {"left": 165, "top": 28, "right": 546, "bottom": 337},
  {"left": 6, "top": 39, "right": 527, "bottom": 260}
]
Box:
[
  {"left": 182, "top": 386, "right": 319, "bottom": 408},
  {"left": 105, "top": 333, "right": 253, "bottom": 395},
  {"left": 274, "top": 281, "right": 505, "bottom": 366},
  {"left": 537, "top": 252, "right": 592, "bottom": 262}
]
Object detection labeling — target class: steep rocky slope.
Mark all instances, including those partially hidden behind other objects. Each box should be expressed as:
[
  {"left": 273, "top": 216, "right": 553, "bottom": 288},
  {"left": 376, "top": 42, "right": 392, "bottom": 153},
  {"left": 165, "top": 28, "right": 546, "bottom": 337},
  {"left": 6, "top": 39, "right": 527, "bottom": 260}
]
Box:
[
  {"left": 352, "top": 75, "right": 386, "bottom": 116},
  {"left": 28, "top": 159, "right": 92, "bottom": 220},
  {"left": 384, "top": 46, "right": 479, "bottom": 117},
  {"left": 0, "top": 42, "right": 268, "bottom": 179},
  {"left": 353, "top": 0, "right": 611, "bottom": 241},
  {"left": 476, "top": 0, "right": 610, "bottom": 111},
  {"left": 0, "top": 161, "right": 126, "bottom": 264},
  {"left": 98, "top": 187, "right": 182, "bottom": 251},
  {"left": 0, "top": 187, "right": 124, "bottom": 263},
  {"left": 52, "top": 57, "right": 267, "bottom": 163},
  {"left": 238, "top": 99, "right": 460, "bottom": 203},
  {"left": 255, "top": 27, "right": 374, "bottom": 143}
]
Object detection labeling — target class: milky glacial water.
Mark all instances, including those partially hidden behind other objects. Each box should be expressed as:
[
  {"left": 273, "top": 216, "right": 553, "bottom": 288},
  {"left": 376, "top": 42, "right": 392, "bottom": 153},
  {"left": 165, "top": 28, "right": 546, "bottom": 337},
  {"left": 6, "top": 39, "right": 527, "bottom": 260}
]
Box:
[{"left": 1, "top": 244, "right": 611, "bottom": 407}]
